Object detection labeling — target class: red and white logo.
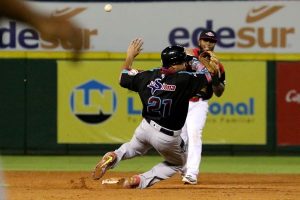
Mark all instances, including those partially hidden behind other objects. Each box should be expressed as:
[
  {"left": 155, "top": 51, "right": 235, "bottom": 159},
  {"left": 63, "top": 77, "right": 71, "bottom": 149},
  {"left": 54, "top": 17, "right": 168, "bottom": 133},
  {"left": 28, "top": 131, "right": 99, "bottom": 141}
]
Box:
[
  {"left": 205, "top": 32, "right": 215, "bottom": 37},
  {"left": 285, "top": 89, "right": 300, "bottom": 104}
]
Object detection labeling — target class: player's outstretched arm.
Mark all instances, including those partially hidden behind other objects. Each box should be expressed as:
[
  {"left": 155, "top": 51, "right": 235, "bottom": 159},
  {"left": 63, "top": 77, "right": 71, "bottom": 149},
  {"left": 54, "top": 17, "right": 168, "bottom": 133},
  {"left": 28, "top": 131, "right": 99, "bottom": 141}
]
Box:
[
  {"left": 0, "top": 0, "right": 83, "bottom": 60},
  {"left": 0, "top": 0, "right": 36, "bottom": 23},
  {"left": 212, "top": 62, "right": 225, "bottom": 97},
  {"left": 198, "top": 51, "right": 225, "bottom": 97},
  {"left": 119, "top": 38, "right": 143, "bottom": 83},
  {"left": 122, "top": 38, "right": 143, "bottom": 71},
  {"left": 212, "top": 80, "right": 225, "bottom": 97}
]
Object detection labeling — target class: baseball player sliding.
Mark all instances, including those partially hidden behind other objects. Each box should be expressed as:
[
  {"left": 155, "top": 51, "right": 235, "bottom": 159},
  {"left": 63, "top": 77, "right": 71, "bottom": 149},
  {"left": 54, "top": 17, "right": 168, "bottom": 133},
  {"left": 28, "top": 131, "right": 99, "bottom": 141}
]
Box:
[
  {"left": 181, "top": 30, "right": 226, "bottom": 184},
  {"left": 92, "top": 38, "right": 219, "bottom": 189}
]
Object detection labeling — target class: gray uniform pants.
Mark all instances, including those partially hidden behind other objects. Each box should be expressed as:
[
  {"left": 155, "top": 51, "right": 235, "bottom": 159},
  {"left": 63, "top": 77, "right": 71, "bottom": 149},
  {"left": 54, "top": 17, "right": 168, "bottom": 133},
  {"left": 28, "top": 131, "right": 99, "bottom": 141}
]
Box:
[{"left": 113, "top": 119, "right": 186, "bottom": 188}]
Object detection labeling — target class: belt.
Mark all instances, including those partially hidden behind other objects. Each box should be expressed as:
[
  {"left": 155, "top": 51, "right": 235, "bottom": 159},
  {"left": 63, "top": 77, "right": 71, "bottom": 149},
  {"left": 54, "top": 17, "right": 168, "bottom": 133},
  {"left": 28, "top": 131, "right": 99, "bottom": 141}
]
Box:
[
  {"left": 145, "top": 119, "right": 181, "bottom": 137},
  {"left": 189, "top": 96, "right": 202, "bottom": 102}
]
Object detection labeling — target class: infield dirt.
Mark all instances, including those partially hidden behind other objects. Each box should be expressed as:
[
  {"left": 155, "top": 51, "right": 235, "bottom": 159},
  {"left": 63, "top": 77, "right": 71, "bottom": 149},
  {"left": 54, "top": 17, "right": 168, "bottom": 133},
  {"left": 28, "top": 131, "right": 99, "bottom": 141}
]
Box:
[{"left": 3, "top": 171, "right": 300, "bottom": 200}]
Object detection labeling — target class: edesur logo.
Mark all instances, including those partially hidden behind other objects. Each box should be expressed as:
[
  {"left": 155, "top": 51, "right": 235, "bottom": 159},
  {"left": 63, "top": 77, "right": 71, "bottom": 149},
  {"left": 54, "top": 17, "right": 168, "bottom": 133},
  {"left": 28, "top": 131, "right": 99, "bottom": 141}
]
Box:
[
  {"left": 0, "top": 7, "right": 98, "bottom": 50},
  {"left": 169, "top": 5, "right": 295, "bottom": 49}
]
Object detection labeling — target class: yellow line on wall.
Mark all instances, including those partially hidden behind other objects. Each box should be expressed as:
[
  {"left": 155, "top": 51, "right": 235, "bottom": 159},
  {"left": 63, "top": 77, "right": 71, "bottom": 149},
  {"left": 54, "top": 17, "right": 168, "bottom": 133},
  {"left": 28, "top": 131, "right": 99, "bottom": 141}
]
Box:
[{"left": 1, "top": 51, "right": 300, "bottom": 61}]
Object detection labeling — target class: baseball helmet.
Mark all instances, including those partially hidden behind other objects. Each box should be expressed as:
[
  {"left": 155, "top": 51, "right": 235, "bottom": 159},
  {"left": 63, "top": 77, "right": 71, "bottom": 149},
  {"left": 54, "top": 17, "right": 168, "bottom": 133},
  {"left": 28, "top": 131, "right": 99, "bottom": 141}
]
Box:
[
  {"left": 161, "top": 45, "right": 187, "bottom": 68},
  {"left": 199, "top": 30, "right": 217, "bottom": 42}
]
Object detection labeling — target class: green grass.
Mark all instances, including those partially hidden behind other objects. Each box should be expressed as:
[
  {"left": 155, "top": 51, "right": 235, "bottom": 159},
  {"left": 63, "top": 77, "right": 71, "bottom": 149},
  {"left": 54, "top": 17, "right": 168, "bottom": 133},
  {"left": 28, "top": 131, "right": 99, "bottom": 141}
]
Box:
[{"left": 1, "top": 156, "right": 300, "bottom": 174}]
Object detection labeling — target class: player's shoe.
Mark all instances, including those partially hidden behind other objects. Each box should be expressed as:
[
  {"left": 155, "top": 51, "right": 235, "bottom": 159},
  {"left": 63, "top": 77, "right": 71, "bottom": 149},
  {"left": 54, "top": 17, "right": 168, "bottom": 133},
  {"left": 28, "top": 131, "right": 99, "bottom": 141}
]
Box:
[
  {"left": 92, "top": 152, "right": 117, "bottom": 180},
  {"left": 182, "top": 175, "right": 197, "bottom": 185},
  {"left": 122, "top": 175, "right": 141, "bottom": 189}
]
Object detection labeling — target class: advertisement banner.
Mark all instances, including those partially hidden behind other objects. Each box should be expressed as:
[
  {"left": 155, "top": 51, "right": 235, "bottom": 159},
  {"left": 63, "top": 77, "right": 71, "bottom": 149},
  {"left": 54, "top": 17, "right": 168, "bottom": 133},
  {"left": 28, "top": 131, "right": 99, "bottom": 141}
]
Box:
[
  {"left": 58, "top": 61, "right": 266, "bottom": 144},
  {"left": 57, "top": 60, "right": 160, "bottom": 143},
  {"left": 277, "top": 62, "right": 300, "bottom": 146},
  {"left": 0, "top": 1, "right": 299, "bottom": 53},
  {"left": 203, "top": 61, "right": 267, "bottom": 144}
]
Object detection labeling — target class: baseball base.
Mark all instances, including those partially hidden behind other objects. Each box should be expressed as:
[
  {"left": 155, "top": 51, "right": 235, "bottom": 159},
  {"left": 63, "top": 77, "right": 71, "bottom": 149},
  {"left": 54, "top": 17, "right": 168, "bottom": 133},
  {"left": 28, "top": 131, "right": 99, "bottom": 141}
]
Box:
[{"left": 101, "top": 177, "right": 125, "bottom": 188}]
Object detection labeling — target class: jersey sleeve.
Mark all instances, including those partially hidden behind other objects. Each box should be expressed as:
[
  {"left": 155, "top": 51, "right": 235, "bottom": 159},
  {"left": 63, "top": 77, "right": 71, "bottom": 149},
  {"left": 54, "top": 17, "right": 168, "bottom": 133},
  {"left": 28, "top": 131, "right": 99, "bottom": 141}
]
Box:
[
  {"left": 192, "top": 48, "right": 200, "bottom": 57},
  {"left": 119, "top": 69, "right": 143, "bottom": 92},
  {"left": 189, "top": 72, "right": 211, "bottom": 97}
]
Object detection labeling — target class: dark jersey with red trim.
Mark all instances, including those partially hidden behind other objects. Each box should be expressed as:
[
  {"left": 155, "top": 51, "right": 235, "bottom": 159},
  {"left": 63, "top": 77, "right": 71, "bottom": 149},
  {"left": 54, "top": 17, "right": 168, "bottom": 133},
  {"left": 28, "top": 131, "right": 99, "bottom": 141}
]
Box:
[
  {"left": 120, "top": 68, "right": 211, "bottom": 130},
  {"left": 192, "top": 48, "right": 226, "bottom": 100}
]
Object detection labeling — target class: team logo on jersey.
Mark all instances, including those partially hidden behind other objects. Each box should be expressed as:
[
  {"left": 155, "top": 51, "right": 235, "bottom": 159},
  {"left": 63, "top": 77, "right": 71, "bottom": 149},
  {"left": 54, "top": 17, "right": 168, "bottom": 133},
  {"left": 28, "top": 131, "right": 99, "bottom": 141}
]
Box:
[
  {"left": 70, "top": 80, "right": 117, "bottom": 124},
  {"left": 147, "top": 78, "right": 176, "bottom": 95}
]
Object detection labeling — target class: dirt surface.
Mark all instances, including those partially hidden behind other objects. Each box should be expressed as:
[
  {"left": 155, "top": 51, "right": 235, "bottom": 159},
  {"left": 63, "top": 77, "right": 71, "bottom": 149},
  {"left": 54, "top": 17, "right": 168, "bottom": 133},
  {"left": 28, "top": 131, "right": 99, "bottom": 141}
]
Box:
[{"left": 3, "top": 171, "right": 300, "bottom": 200}]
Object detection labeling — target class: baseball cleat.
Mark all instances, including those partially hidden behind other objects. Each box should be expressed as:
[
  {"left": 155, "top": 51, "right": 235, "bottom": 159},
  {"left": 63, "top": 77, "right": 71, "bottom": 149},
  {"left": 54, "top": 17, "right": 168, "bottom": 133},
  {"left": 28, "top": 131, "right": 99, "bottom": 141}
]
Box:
[
  {"left": 182, "top": 175, "right": 197, "bottom": 185},
  {"left": 122, "top": 175, "right": 141, "bottom": 189},
  {"left": 92, "top": 152, "right": 117, "bottom": 180}
]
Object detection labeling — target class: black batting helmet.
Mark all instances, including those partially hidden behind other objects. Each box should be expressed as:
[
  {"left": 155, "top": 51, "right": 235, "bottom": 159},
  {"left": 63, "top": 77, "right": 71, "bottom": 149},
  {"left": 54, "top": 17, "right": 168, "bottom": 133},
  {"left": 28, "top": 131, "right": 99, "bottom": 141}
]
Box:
[{"left": 161, "top": 45, "right": 187, "bottom": 68}]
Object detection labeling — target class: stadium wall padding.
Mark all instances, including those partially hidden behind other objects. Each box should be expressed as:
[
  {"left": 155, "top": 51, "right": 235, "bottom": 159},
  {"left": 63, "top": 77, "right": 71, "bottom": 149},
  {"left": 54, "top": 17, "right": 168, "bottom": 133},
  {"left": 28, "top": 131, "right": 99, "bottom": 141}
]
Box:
[{"left": 0, "top": 59, "right": 299, "bottom": 155}]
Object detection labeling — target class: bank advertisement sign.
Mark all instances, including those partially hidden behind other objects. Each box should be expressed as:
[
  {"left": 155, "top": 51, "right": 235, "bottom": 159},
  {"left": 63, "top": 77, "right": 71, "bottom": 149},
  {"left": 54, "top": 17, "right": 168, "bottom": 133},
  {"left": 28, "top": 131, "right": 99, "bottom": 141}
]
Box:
[
  {"left": 0, "top": 1, "right": 299, "bottom": 53},
  {"left": 57, "top": 60, "right": 160, "bottom": 143},
  {"left": 58, "top": 61, "right": 266, "bottom": 144},
  {"left": 277, "top": 62, "right": 300, "bottom": 146},
  {"left": 204, "top": 61, "right": 267, "bottom": 144}
]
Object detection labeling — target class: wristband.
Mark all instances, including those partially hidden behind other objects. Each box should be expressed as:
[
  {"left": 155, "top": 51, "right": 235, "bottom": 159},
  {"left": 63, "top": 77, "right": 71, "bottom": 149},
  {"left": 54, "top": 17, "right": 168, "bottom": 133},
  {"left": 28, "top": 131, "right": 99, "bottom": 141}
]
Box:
[{"left": 123, "top": 66, "right": 132, "bottom": 70}]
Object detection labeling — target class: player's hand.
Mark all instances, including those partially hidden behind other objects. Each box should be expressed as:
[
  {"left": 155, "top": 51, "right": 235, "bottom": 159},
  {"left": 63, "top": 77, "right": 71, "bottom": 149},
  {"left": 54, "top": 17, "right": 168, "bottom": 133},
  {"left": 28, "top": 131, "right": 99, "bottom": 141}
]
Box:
[
  {"left": 207, "top": 51, "right": 221, "bottom": 78},
  {"left": 127, "top": 38, "right": 143, "bottom": 58},
  {"left": 199, "top": 51, "right": 220, "bottom": 75},
  {"left": 121, "top": 38, "right": 143, "bottom": 71},
  {"left": 37, "top": 17, "right": 83, "bottom": 60}
]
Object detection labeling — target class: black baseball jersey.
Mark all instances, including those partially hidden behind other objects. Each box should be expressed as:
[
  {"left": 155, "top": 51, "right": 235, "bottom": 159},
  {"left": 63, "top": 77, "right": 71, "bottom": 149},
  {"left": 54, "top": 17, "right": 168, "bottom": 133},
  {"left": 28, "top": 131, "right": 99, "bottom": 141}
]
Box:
[
  {"left": 120, "top": 68, "right": 211, "bottom": 130},
  {"left": 192, "top": 48, "right": 226, "bottom": 100}
]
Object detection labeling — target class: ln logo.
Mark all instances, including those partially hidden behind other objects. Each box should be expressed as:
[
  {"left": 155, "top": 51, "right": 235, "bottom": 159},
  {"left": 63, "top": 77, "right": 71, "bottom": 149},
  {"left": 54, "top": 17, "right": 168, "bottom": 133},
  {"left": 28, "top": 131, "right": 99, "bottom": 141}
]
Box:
[{"left": 70, "top": 80, "right": 117, "bottom": 124}]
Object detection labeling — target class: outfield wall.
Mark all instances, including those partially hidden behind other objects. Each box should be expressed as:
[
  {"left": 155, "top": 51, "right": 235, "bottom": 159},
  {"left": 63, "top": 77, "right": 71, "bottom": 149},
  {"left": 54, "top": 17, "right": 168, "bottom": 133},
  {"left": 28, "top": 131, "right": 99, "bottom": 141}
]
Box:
[
  {"left": 0, "top": 59, "right": 299, "bottom": 155},
  {"left": 0, "top": 1, "right": 299, "bottom": 154}
]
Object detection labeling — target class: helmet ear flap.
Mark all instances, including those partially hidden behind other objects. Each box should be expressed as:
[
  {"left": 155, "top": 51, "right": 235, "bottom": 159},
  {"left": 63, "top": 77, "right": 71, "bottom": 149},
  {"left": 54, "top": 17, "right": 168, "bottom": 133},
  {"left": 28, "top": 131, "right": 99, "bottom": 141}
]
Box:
[{"left": 161, "top": 45, "right": 187, "bottom": 68}]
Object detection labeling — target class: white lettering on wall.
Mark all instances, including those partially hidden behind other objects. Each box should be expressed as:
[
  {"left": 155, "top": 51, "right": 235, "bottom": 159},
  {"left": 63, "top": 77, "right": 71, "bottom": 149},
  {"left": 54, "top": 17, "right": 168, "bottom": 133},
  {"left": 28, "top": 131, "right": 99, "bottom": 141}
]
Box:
[{"left": 285, "top": 89, "right": 300, "bottom": 104}]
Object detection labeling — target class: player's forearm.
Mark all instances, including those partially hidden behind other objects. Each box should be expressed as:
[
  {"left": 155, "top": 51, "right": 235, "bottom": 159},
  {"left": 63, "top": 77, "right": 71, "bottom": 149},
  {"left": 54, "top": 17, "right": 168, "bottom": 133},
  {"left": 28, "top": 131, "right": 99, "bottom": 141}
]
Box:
[
  {"left": 119, "top": 55, "right": 135, "bottom": 83},
  {"left": 0, "top": 0, "right": 45, "bottom": 28},
  {"left": 121, "top": 55, "right": 135, "bottom": 71},
  {"left": 121, "top": 38, "right": 143, "bottom": 71}
]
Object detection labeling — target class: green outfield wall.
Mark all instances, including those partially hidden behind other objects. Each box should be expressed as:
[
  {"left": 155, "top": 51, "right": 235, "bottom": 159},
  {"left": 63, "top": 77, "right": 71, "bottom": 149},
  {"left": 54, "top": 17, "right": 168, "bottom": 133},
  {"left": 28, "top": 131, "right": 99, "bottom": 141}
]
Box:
[{"left": 0, "top": 58, "right": 299, "bottom": 155}]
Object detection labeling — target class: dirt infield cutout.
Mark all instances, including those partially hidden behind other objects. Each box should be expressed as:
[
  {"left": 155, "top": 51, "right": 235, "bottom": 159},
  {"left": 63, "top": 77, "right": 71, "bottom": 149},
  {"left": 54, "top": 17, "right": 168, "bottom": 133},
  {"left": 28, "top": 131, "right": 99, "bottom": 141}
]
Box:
[{"left": 4, "top": 171, "right": 300, "bottom": 200}]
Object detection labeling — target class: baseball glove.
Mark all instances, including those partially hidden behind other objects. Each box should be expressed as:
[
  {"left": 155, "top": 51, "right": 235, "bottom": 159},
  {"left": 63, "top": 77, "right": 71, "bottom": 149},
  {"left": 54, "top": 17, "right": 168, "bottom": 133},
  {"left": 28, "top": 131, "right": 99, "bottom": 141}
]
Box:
[{"left": 199, "top": 51, "right": 219, "bottom": 75}]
